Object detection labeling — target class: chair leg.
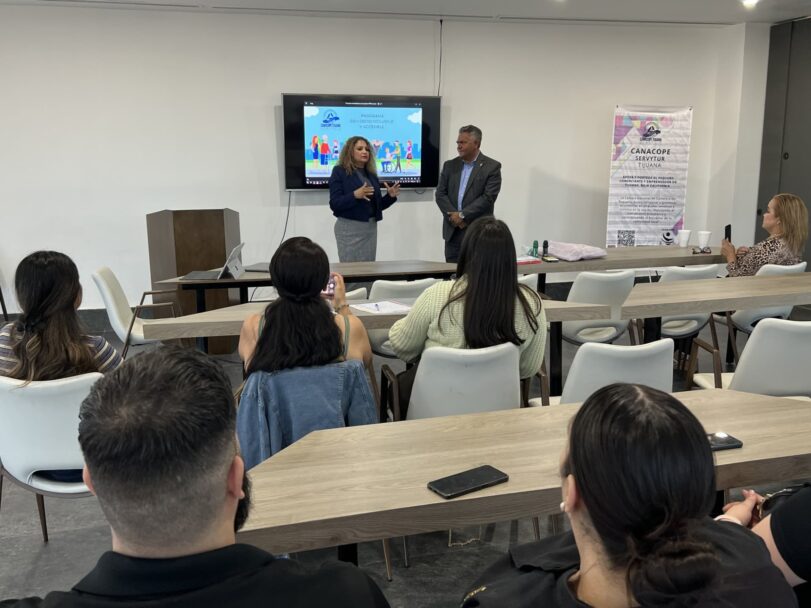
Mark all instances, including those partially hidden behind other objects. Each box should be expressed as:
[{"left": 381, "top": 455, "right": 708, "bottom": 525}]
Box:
[
  {"left": 724, "top": 313, "right": 740, "bottom": 366},
  {"left": 365, "top": 360, "right": 381, "bottom": 419},
  {"left": 0, "top": 287, "right": 8, "bottom": 322},
  {"left": 402, "top": 537, "right": 409, "bottom": 568},
  {"left": 36, "top": 493, "right": 49, "bottom": 543},
  {"left": 532, "top": 516, "right": 541, "bottom": 541},
  {"left": 708, "top": 315, "right": 720, "bottom": 352},
  {"left": 548, "top": 512, "right": 564, "bottom": 535},
  {"left": 381, "top": 538, "right": 393, "bottom": 582}
]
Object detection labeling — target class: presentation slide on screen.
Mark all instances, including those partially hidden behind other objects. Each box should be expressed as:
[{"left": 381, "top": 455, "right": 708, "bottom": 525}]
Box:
[{"left": 303, "top": 102, "right": 423, "bottom": 186}]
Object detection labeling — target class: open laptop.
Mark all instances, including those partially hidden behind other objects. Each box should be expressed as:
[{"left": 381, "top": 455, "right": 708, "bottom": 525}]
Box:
[{"left": 182, "top": 243, "right": 245, "bottom": 280}]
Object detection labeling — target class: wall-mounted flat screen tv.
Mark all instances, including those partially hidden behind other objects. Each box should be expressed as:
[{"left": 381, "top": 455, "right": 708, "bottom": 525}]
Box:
[{"left": 282, "top": 94, "right": 441, "bottom": 190}]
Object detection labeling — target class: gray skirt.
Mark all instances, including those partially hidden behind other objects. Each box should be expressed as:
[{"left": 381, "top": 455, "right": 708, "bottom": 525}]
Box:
[{"left": 334, "top": 217, "right": 377, "bottom": 262}]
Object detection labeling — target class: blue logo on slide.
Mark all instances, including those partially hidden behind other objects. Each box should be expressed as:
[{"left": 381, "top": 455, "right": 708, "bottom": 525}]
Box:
[{"left": 321, "top": 111, "right": 341, "bottom": 127}]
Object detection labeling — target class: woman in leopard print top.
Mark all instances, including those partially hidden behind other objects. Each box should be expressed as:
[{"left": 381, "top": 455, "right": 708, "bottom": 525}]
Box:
[{"left": 722, "top": 193, "right": 807, "bottom": 277}]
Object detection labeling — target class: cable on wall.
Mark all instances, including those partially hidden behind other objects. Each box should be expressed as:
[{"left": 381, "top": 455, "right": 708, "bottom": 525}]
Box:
[
  {"left": 279, "top": 190, "right": 292, "bottom": 246},
  {"left": 437, "top": 18, "right": 444, "bottom": 96}
]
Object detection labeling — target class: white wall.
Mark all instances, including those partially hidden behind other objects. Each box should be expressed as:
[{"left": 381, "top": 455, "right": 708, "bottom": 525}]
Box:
[{"left": 0, "top": 7, "right": 770, "bottom": 311}]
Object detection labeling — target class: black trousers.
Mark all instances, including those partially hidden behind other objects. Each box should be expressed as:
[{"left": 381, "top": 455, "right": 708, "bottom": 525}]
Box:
[{"left": 444, "top": 227, "right": 465, "bottom": 263}]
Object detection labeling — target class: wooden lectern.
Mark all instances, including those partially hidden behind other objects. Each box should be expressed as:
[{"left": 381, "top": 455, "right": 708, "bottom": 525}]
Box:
[{"left": 146, "top": 209, "right": 240, "bottom": 353}]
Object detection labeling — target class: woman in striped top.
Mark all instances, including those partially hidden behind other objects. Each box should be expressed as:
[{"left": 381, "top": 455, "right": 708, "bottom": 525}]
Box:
[
  {"left": 0, "top": 251, "right": 122, "bottom": 481},
  {"left": 0, "top": 251, "right": 122, "bottom": 381}
]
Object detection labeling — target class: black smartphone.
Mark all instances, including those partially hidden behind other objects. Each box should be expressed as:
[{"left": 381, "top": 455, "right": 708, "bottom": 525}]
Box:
[
  {"left": 724, "top": 224, "right": 732, "bottom": 241},
  {"left": 707, "top": 432, "right": 743, "bottom": 451},
  {"left": 427, "top": 465, "right": 509, "bottom": 499}
]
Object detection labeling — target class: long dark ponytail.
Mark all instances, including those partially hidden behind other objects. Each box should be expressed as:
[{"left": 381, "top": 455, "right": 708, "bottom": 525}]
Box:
[
  {"left": 246, "top": 237, "right": 342, "bottom": 376},
  {"left": 9, "top": 251, "right": 99, "bottom": 383}
]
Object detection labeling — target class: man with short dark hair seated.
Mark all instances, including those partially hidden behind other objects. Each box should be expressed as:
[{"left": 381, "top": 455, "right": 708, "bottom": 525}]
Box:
[{"left": 1, "top": 346, "right": 390, "bottom": 608}]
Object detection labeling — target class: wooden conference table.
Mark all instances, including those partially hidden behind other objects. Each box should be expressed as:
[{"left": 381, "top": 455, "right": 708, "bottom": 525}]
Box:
[
  {"left": 157, "top": 247, "right": 725, "bottom": 312},
  {"left": 238, "top": 389, "right": 811, "bottom": 553},
  {"left": 157, "top": 260, "right": 457, "bottom": 313},
  {"left": 143, "top": 298, "right": 610, "bottom": 395},
  {"left": 526, "top": 245, "right": 724, "bottom": 291},
  {"left": 621, "top": 272, "right": 811, "bottom": 341},
  {"left": 142, "top": 299, "right": 610, "bottom": 339}
]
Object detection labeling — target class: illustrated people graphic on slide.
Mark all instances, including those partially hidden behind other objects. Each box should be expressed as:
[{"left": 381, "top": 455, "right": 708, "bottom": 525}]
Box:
[
  {"left": 393, "top": 140, "right": 402, "bottom": 173},
  {"left": 372, "top": 139, "right": 382, "bottom": 159},
  {"left": 332, "top": 140, "right": 339, "bottom": 160},
  {"left": 320, "top": 135, "right": 330, "bottom": 166},
  {"left": 405, "top": 139, "right": 413, "bottom": 169},
  {"left": 311, "top": 135, "right": 320, "bottom": 167}
]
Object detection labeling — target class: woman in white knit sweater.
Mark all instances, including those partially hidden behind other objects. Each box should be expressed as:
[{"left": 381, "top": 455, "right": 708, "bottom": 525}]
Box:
[{"left": 388, "top": 217, "right": 546, "bottom": 379}]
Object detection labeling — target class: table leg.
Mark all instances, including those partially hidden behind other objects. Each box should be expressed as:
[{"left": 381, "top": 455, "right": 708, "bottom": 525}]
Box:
[
  {"left": 239, "top": 286, "right": 249, "bottom": 304},
  {"left": 550, "top": 321, "right": 563, "bottom": 396},
  {"left": 337, "top": 543, "right": 358, "bottom": 566},
  {"left": 536, "top": 273, "right": 546, "bottom": 294},
  {"left": 642, "top": 317, "right": 662, "bottom": 343},
  {"left": 194, "top": 288, "right": 209, "bottom": 352}
]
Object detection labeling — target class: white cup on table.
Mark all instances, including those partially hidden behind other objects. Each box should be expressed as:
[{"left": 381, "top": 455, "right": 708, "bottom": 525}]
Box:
[
  {"left": 697, "top": 231, "right": 712, "bottom": 249},
  {"left": 677, "top": 230, "right": 691, "bottom": 247}
]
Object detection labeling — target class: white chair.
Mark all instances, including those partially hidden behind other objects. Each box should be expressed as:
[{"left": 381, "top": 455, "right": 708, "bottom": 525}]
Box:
[
  {"left": 367, "top": 278, "right": 442, "bottom": 358},
  {"left": 530, "top": 339, "right": 674, "bottom": 405},
  {"left": 344, "top": 287, "right": 368, "bottom": 300},
  {"left": 387, "top": 342, "right": 521, "bottom": 421},
  {"left": 653, "top": 265, "right": 721, "bottom": 368},
  {"left": 0, "top": 373, "right": 101, "bottom": 541},
  {"left": 93, "top": 267, "right": 178, "bottom": 358},
  {"left": 562, "top": 270, "right": 636, "bottom": 344},
  {"left": 518, "top": 274, "right": 538, "bottom": 290},
  {"left": 659, "top": 265, "right": 720, "bottom": 339},
  {"left": 380, "top": 342, "right": 524, "bottom": 565},
  {"left": 715, "top": 262, "right": 807, "bottom": 363},
  {"left": 687, "top": 318, "right": 811, "bottom": 400}
]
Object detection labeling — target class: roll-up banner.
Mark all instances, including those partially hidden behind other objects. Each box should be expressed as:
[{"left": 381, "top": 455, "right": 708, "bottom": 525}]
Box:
[{"left": 607, "top": 106, "right": 692, "bottom": 247}]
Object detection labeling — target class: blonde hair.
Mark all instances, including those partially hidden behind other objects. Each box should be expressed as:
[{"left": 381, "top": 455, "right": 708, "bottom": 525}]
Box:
[
  {"left": 338, "top": 136, "right": 377, "bottom": 176},
  {"left": 772, "top": 193, "right": 808, "bottom": 256}
]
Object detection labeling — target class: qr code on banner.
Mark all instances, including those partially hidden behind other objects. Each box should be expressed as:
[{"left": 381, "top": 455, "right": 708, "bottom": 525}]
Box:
[{"left": 617, "top": 230, "right": 636, "bottom": 246}]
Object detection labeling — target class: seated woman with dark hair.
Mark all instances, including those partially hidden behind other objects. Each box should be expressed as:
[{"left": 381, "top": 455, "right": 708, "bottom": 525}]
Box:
[
  {"left": 462, "top": 383, "right": 797, "bottom": 608},
  {"left": 388, "top": 217, "right": 545, "bottom": 379},
  {"left": 722, "top": 193, "right": 808, "bottom": 277},
  {"left": 236, "top": 237, "right": 376, "bottom": 470},
  {"left": 0, "top": 250, "right": 122, "bottom": 381},
  {"left": 0, "top": 251, "right": 123, "bottom": 482},
  {"left": 238, "top": 236, "right": 372, "bottom": 375}
]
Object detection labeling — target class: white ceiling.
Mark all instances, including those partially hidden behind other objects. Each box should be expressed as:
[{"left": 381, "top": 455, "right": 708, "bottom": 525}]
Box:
[{"left": 3, "top": 0, "right": 811, "bottom": 24}]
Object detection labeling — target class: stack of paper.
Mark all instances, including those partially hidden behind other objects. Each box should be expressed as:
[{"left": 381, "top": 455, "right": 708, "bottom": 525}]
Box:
[{"left": 351, "top": 301, "right": 412, "bottom": 314}]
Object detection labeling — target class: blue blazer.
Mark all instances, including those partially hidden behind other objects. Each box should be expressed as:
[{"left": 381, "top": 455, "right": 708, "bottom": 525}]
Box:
[{"left": 328, "top": 165, "right": 397, "bottom": 222}]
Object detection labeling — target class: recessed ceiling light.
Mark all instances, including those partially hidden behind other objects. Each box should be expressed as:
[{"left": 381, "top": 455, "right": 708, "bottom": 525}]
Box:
[{"left": 742, "top": 0, "right": 760, "bottom": 8}]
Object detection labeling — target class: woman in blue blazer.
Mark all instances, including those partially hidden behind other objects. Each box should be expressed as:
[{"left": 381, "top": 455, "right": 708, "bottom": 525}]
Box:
[{"left": 329, "top": 136, "right": 400, "bottom": 262}]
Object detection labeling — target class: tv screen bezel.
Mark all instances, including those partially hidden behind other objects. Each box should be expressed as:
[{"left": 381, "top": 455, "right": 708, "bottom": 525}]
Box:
[{"left": 282, "top": 93, "right": 441, "bottom": 191}]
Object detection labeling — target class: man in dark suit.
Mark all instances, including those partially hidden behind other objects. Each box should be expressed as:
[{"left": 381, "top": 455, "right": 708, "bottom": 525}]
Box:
[{"left": 435, "top": 125, "right": 502, "bottom": 262}]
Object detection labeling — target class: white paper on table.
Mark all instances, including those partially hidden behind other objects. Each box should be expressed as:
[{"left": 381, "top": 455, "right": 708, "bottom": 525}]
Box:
[{"left": 351, "top": 301, "right": 412, "bottom": 314}]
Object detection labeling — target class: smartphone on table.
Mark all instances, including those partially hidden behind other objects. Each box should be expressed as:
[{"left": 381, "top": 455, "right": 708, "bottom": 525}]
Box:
[
  {"left": 707, "top": 431, "right": 743, "bottom": 451},
  {"left": 427, "top": 465, "right": 509, "bottom": 499}
]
